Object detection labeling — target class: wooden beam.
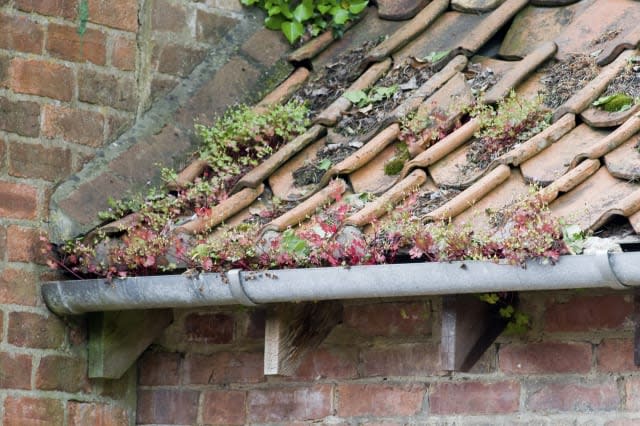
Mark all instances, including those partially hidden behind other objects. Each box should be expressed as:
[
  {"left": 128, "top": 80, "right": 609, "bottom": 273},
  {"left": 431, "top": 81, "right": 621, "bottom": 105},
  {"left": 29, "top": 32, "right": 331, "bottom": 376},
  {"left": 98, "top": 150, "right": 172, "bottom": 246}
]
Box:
[
  {"left": 264, "top": 301, "right": 342, "bottom": 376},
  {"left": 441, "top": 294, "right": 510, "bottom": 371},
  {"left": 88, "top": 309, "right": 173, "bottom": 379}
]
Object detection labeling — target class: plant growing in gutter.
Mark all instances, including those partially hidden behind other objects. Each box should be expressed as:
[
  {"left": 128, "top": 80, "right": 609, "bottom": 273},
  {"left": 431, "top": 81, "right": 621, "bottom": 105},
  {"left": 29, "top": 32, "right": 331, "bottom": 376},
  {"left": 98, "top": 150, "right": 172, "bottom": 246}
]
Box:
[
  {"left": 466, "top": 91, "right": 550, "bottom": 168},
  {"left": 241, "top": 0, "right": 368, "bottom": 44}
]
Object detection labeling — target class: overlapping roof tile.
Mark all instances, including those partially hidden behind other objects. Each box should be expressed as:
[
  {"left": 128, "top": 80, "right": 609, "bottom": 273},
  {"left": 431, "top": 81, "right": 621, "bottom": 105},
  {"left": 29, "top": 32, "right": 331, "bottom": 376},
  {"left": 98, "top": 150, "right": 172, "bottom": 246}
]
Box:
[{"left": 82, "top": 0, "right": 640, "bottom": 272}]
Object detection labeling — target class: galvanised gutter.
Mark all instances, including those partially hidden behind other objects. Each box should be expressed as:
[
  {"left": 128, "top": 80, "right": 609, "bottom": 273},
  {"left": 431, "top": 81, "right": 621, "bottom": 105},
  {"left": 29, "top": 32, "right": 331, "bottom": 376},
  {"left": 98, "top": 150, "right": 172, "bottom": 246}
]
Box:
[{"left": 41, "top": 252, "right": 640, "bottom": 315}]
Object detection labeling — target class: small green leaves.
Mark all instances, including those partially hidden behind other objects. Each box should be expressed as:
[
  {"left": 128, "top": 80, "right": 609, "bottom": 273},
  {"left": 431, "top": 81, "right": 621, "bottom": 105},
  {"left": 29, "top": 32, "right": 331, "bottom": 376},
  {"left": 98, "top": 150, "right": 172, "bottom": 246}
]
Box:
[
  {"left": 421, "top": 50, "right": 450, "bottom": 64},
  {"left": 344, "top": 85, "right": 397, "bottom": 108},
  {"left": 343, "top": 89, "right": 369, "bottom": 106},
  {"left": 317, "top": 158, "right": 332, "bottom": 170},
  {"left": 592, "top": 93, "right": 634, "bottom": 112},
  {"left": 242, "top": 0, "right": 369, "bottom": 44}
]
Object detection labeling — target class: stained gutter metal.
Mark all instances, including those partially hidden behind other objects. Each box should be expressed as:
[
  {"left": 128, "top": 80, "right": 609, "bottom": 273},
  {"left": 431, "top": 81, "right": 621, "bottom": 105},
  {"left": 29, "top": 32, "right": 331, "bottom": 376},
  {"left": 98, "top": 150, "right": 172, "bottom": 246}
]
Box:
[{"left": 42, "top": 252, "right": 640, "bottom": 315}]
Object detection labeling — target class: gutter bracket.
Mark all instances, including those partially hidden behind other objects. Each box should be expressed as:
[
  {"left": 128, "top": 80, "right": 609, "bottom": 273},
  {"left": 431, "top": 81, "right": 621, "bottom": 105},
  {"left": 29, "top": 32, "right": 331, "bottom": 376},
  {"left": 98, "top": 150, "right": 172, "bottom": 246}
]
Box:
[
  {"left": 227, "top": 269, "right": 258, "bottom": 306},
  {"left": 607, "top": 252, "right": 631, "bottom": 289}
]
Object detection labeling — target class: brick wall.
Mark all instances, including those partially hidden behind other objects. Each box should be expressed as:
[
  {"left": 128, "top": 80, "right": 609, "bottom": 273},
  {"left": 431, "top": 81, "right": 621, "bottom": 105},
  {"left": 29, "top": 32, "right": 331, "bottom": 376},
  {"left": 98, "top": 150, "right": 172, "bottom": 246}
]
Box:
[
  {"left": 0, "top": 0, "right": 284, "bottom": 424},
  {"left": 137, "top": 290, "right": 640, "bottom": 425}
]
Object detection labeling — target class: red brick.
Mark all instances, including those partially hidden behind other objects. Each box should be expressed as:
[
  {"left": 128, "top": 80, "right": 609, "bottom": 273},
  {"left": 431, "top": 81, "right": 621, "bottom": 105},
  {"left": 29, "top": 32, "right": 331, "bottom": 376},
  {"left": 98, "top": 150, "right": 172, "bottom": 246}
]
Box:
[
  {"left": 36, "top": 355, "right": 90, "bottom": 392},
  {"left": 151, "top": 0, "right": 187, "bottom": 32},
  {"left": 545, "top": 294, "right": 632, "bottom": 332},
  {"left": 293, "top": 347, "right": 358, "bottom": 380},
  {"left": 0, "top": 352, "right": 32, "bottom": 389},
  {"left": 138, "top": 351, "right": 181, "bottom": 385},
  {"left": 625, "top": 377, "right": 640, "bottom": 410},
  {"left": 0, "top": 97, "right": 41, "bottom": 137},
  {"left": 9, "top": 141, "right": 72, "bottom": 181},
  {"left": 361, "top": 342, "right": 440, "bottom": 377},
  {"left": 15, "top": 0, "right": 76, "bottom": 19},
  {"left": 499, "top": 342, "right": 592, "bottom": 374},
  {"left": 526, "top": 381, "right": 620, "bottom": 412},
  {"left": 343, "top": 301, "right": 431, "bottom": 337},
  {"left": 184, "top": 352, "right": 263, "bottom": 384},
  {"left": 202, "top": 390, "right": 246, "bottom": 425},
  {"left": 0, "top": 268, "right": 38, "bottom": 305},
  {"left": 241, "top": 27, "right": 291, "bottom": 66},
  {"left": 3, "top": 397, "right": 64, "bottom": 426},
  {"left": 6, "top": 225, "right": 46, "bottom": 263},
  {"left": 88, "top": 0, "right": 138, "bottom": 31},
  {"left": 106, "top": 113, "right": 133, "bottom": 142},
  {"left": 68, "top": 402, "right": 129, "bottom": 426},
  {"left": 112, "top": 36, "right": 136, "bottom": 71},
  {"left": 78, "top": 68, "right": 137, "bottom": 111},
  {"left": 9, "top": 58, "right": 73, "bottom": 101},
  {"left": 136, "top": 389, "right": 199, "bottom": 425},
  {"left": 46, "top": 23, "right": 106, "bottom": 64},
  {"left": 338, "top": 384, "right": 424, "bottom": 417},
  {"left": 248, "top": 385, "right": 332, "bottom": 423},
  {"left": 184, "top": 312, "right": 233, "bottom": 343},
  {"left": 155, "top": 43, "right": 208, "bottom": 77},
  {"left": 430, "top": 381, "right": 520, "bottom": 415},
  {"left": 8, "top": 311, "right": 66, "bottom": 349},
  {"left": 0, "top": 14, "right": 44, "bottom": 53},
  {"left": 42, "top": 104, "right": 105, "bottom": 147},
  {"left": 0, "top": 181, "right": 38, "bottom": 219},
  {"left": 598, "top": 338, "right": 639, "bottom": 372}
]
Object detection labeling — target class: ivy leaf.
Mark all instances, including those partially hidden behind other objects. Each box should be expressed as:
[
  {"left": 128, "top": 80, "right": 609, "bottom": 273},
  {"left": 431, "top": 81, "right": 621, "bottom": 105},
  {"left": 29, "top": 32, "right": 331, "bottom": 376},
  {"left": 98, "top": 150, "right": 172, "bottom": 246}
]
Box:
[
  {"left": 265, "top": 15, "right": 285, "bottom": 30},
  {"left": 293, "top": 0, "right": 314, "bottom": 22},
  {"left": 241, "top": 0, "right": 259, "bottom": 4},
  {"left": 349, "top": 0, "right": 368, "bottom": 14},
  {"left": 330, "top": 6, "right": 350, "bottom": 25},
  {"left": 317, "top": 3, "right": 332, "bottom": 13},
  {"left": 280, "top": 2, "right": 293, "bottom": 19},
  {"left": 267, "top": 5, "right": 281, "bottom": 15},
  {"left": 281, "top": 20, "right": 305, "bottom": 44},
  {"left": 343, "top": 89, "right": 369, "bottom": 106},
  {"left": 317, "top": 158, "right": 332, "bottom": 170},
  {"left": 370, "top": 85, "right": 397, "bottom": 103}
]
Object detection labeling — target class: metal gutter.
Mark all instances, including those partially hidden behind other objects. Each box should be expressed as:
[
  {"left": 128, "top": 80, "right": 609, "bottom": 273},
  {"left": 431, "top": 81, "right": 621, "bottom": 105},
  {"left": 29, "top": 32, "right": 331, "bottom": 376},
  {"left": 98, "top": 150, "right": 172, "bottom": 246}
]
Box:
[{"left": 42, "top": 252, "right": 640, "bottom": 315}]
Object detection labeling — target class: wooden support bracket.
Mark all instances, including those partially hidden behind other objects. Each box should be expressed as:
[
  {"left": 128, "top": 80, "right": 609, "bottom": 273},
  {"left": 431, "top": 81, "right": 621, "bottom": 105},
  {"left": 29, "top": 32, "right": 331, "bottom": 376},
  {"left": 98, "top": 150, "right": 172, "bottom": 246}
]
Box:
[
  {"left": 264, "top": 301, "right": 342, "bottom": 376},
  {"left": 440, "top": 294, "right": 510, "bottom": 371},
  {"left": 88, "top": 309, "right": 173, "bottom": 379}
]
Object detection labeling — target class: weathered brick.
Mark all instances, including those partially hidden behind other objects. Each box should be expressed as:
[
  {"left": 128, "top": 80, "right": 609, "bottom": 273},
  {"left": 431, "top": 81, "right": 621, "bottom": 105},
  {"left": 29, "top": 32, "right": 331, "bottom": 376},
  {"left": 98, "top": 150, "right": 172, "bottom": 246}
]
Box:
[
  {"left": 42, "top": 104, "right": 105, "bottom": 147},
  {"left": 138, "top": 351, "right": 181, "bottom": 385},
  {"left": 337, "top": 384, "right": 424, "bottom": 417},
  {"left": 106, "top": 113, "right": 133, "bottom": 142},
  {"left": 430, "top": 381, "right": 520, "bottom": 415},
  {"left": 526, "top": 381, "right": 620, "bottom": 412},
  {"left": 79, "top": 68, "right": 137, "bottom": 111},
  {"left": 292, "top": 347, "right": 358, "bottom": 380},
  {"left": 0, "top": 97, "right": 40, "bottom": 137},
  {"left": 0, "top": 352, "right": 32, "bottom": 389},
  {"left": 184, "top": 352, "right": 263, "bottom": 384},
  {"left": 202, "top": 390, "right": 246, "bottom": 425},
  {"left": 598, "top": 338, "right": 639, "bottom": 372},
  {"left": 184, "top": 312, "right": 233, "bottom": 343},
  {"left": 0, "top": 14, "right": 44, "bottom": 53},
  {"left": 625, "top": 377, "right": 640, "bottom": 410},
  {"left": 155, "top": 43, "right": 208, "bottom": 77},
  {"left": 46, "top": 23, "right": 106, "bottom": 65},
  {"left": 9, "top": 58, "right": 73, "bottom": 101},
  {"left": 0, "top": 309, "right": 3, "bottom": 341},
  {"left": 343, "top": 301, "right": 431, "bottom": 337},
  {"left": 68, "top": 402, "right": 129, "bottom": 426},
  {"left": 0, "top": 181, "right": 38, "bottom": 219},
  {"left": 239, "top": 307, "right": 266, "bottom": 340},
  {"left": 241, "top": 28, "right": 291, "bottom": 66},
  {"left": 36, "top": 355, "right": 90, "bottom": 392},
  {"left": 545, "top": 294, "right": 632, "bottom": 332},
  {"left": 499, "top": 342, "right": 592, "bottom": 374},
  {"left": 0, "top": 268, "right": 39, "bottom": 305},
  {"left": 360, "top": 342, "right": 440, "bottom": 377},
  {"left": 176, "top": 56, "right": 260, "bottom": 126},
  {"left": 15, "top": 0, "right": 77, "bottom": 19},
  {"left": 6, "top": 225, "right": 46, "bottom": 263},
  {"left": 112, "top": 36, "right": 136, "bottom": 70},
  {"left": 88, "top": 0, "right": 138, "bottom": 31},
  {"left": 8, "top": 311, "right": 66, "bottom": 349},
  {"left": 3, "top": 397, "right": 64, "bottom": 426},
  {"left": 9, "top": 141, "right": 72, "bottom": 181},
  {"left": 0, "top": 225, "right": 6, "bottom": 260},
  {"left": 248, "top": 385, "right": 332, "bottom": 423},
  {"left": 196, "top": 9, "right": 238, "bottom": 44},
  {"left": 151, "top": 0, "right": 187, "bottom": 32},
  {"left": 0, "top": 54, "right": 9, "bottom": 88},
  {"left": 136, "top": 389, "right": 199, "bottom": 425}
]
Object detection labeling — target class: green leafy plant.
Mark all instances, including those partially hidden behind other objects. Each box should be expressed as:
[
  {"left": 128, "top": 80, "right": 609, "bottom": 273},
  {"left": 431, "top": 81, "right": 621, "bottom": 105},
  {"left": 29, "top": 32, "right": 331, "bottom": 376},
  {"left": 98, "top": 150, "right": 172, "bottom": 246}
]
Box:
[
  {"left": 343, "top": 85, "right": 397, "bottom": 108},
  {"left": 384, "top": 142, "right": 410, "bottom": 176},
  {"left": 241, "top": 0, "right": 368, "bottom": 44},
  {"left": 420, "top": 50, "right": 450, "bottom": 64},
  {"left": 592, "top": 92, "right": 634, "bottom": 112}
]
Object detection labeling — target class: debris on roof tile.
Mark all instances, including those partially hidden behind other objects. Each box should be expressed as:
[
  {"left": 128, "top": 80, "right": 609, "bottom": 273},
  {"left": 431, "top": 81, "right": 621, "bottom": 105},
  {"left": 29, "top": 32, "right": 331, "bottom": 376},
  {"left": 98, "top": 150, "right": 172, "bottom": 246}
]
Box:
[{"left": 49, "top": 0, "right": 640, "bottom": 278}]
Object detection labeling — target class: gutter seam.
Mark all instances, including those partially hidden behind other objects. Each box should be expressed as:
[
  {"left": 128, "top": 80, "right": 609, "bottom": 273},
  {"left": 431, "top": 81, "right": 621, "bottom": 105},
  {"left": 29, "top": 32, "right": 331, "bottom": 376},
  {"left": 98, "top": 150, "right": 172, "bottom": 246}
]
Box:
[{"left": 228, "top": 269, "right": 258, "bottom": 306}]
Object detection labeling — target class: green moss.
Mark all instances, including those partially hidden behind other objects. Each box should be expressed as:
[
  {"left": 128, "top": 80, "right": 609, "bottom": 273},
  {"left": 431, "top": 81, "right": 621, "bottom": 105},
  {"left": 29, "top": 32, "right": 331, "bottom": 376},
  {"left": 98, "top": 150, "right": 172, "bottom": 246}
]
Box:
[
  {"left": 384, "top": 142, "right": 410, "bottom": 176},
  {"left": 592, "top": 92, "right": 634, "bottom": 112}
]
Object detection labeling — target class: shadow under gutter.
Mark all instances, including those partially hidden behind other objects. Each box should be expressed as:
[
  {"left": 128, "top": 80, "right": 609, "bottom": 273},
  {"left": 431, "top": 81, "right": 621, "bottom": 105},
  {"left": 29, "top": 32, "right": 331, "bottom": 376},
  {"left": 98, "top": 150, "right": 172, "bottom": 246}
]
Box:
[{"left": 42, "top": 252, "right": 640, "bottom": 315}]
